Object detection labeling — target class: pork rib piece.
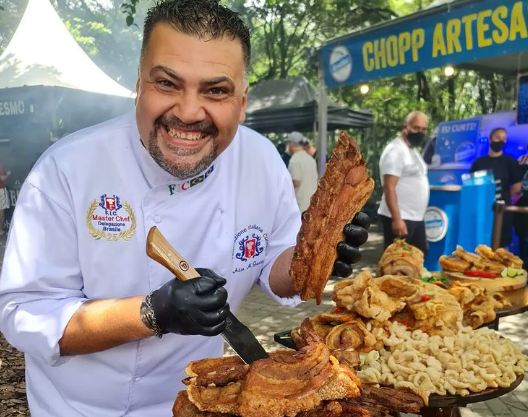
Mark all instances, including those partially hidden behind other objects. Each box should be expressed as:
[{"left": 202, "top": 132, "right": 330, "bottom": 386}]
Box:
[{"left": 290, "top": 131, "right": 374, "bottom": 304}]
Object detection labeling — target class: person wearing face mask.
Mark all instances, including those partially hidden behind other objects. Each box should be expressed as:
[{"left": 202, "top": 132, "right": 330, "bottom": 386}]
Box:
[
  {"left": 378, "top": 111, "right": 430, "bottom": 254},
  {"left": 470, "top": 127, "right": 522, "bottom": 248}
]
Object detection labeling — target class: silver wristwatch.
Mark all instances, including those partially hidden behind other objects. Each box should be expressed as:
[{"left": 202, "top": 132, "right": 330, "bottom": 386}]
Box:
[{"left": 140, "top": 292, "right": 163, "bottom": 339}]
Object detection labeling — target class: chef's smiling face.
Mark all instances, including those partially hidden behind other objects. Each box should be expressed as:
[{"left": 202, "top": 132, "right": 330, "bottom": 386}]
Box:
[{"left": 135, "top": 23, "right": 248, "bottom": 179}]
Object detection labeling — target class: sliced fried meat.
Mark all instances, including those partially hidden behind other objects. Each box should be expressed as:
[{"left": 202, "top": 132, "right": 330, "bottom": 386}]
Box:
[
  {"left": 332, "top": 272, "right": 405, "bottom": 322},
  {"left": 375, "top": 276, "right": 420, "bottom": 299},
  {"left": 331, "top": 349, "right": 361, "bottom": 370},
  {"left": 495, "top": 248, "right": 523, "bottom": 269},
  {"left": 172, "top": 391, "right": 226, "bottom": 417},
  {"left": 187, "top": 382, "right": 243, "bottom": 415},
  {"left": 325, "top": 320, "right": 378, "bottom": 352},
  {"left": 332, "top": 272, "right": 373, "bottom": 310},
  {"left": 313, "top": 308, "right": 358, "bottom": 324},
  {"left": 185, "top": 356, "right": 245, "bottom": 378},
  {"left": 238, "top": 334, "right": 338, "bottom": 417},
  {"left": 290, "top": 131, "right": 375, "bottom": 304},
  {"left": 475, "top": 245, "right": 502, "bottom": 262},
  {"left": 453, "top": 246, "right": 480, "bottom": 264},
  {"left": 360, "top": 386, "right": 425, "bottom": 414},
  {"left": 439, "top": 255, "right": 471, "bottom": 272}
]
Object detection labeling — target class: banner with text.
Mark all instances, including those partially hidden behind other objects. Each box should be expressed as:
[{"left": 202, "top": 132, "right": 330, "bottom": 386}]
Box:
[{"left": 323, "top": 0, "right": 528, "bottom": 87}]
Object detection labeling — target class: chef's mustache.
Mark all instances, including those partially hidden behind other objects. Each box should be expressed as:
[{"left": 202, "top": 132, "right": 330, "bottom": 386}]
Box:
[{"left": 156, "top": 115, "right": 218, "bottom": 137}]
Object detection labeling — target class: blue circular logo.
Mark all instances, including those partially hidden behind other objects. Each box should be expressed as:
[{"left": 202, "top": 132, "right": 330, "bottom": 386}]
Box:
[
  {"left": 424, "top": 207, "right": 448, "bottom": 242},
  {"left": 329, "top": 46, "right": 352, "bottom": 83}
]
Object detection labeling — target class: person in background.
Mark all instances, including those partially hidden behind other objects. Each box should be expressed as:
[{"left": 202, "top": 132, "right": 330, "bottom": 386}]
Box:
[
  {"left": 286, "top": 131, "right": 318, "bottom": 213},
  {"left": 0, "top": 155, "right": 11, "bottom": 235},
  {"left": 470, "top": 128, "right": 522, "bottom": 248},
  {"left": 378, "top": 111, "right": 430, "bottom": 255},
  {"left": 302, "top": 139, "right": 317, "bottom": 160},
  {"left": 514, "top": 142, "right": 528, "bottom": 267},
  {"left": 276, "top": 142, "right": 290, "bottom": 167}
]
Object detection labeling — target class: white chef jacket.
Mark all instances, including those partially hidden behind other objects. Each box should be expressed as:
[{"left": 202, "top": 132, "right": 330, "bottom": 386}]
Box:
[
  {"left": 0, "top": 112, "right": 301, "bottom": 417},
  {"left": 377, "top": 137, "right": 430, "bottom": 221}
]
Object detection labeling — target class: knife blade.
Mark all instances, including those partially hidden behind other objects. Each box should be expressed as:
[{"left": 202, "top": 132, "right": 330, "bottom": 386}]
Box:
[{"left": 146, "top": 226, "right": 269, "bottom": 364}]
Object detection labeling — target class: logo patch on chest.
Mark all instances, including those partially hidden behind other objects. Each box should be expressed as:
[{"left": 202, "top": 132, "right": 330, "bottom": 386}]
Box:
[
  {"left": 232, "top": 225, "right": 268, "bottom": 274},
  {"left": 86, "top": 194, "right": 136, "bottom": 242}
]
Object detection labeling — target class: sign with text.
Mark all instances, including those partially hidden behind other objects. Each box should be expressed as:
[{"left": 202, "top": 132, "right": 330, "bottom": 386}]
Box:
[
  {"left": 435, "top": 118, "right": 481, "bottom": 164},
  {"left": 323, "top": 0, "right": 528, "bottom": 87}
]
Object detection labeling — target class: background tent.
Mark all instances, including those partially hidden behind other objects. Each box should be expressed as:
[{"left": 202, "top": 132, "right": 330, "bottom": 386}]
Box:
[
  {"left": 0, "top": 0, "right": 134, "bottom": 228},
  {"left": 0, "top": 0, "right": 132, "bottom": 97},
  {"left": 243, "top": 76, "right": 373, "bottom": 134}
]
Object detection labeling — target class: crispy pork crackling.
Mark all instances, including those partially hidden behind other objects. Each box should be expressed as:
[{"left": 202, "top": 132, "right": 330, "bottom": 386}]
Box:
[{"left": 290, "top": 131, "right": 375, "bottom": 304}]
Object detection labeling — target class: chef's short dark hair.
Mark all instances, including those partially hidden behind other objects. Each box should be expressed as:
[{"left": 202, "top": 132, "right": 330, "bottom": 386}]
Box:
[
  {"left": 141, "top": 0, "right": 251, "bottom": 71},
  {"left": 490, "top": 127, "right": 507, "bottom": 141}
]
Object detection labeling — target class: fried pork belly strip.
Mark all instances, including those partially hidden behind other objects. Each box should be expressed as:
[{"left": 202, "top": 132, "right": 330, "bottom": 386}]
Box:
[
  {"left": 495, "top": 248, "right": 523, "bottom": 269},
  {"left": 173, "top": 387, "right": 425, "bottom": 417},
  {"left": 439, "top": 255, "right": 471, "bottom": 272},
  {"left": 290, "top": 131, "right": 375, "bottom": 304}
]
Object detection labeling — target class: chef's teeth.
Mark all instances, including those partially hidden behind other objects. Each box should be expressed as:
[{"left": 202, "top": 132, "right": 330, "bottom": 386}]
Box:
[{"left": 167, "top": 129, "right": 204, "bottom": 140}]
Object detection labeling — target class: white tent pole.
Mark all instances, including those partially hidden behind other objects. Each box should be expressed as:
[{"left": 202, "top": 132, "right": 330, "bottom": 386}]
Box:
[{"left": 317, "top": 52, "right": 328, "bottom": 177}]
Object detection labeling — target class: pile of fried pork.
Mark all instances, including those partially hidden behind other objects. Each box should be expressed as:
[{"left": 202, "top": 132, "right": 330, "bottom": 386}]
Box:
[{"left": 173, "top": 320, "right": 424, "bottom": 417}]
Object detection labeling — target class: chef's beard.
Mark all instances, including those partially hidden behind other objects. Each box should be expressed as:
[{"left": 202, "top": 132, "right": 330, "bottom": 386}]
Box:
[{"left": 148, "top": 116, "right": 219, "bottom": 179}]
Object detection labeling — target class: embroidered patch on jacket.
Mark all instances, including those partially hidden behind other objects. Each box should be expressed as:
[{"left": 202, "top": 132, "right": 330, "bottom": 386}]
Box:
[
  {"left": 168, "top": 165, "right": 215, "bottom": 195},
  {"left": 86, "top": 194, "right": 136, "bottom": 241},
  {"left": 232, "top": 224, "right": 268, "bottom": 274}
]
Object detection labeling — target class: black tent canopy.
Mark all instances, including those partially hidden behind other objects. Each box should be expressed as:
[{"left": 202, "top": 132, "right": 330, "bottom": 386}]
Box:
[{"left": 243, "top": 76, "right": 373, "bottom": 134}]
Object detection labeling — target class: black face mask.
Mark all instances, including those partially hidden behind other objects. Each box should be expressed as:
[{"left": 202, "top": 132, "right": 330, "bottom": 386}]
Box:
[
  {"left": 490, "top": 141, "right": 505, "bottom": 153},
  {"left": 406, "top": 131, "right": 425, "bottom": 147}
]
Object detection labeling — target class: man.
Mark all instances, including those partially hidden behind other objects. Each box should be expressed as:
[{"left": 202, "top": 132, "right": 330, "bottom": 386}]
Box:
[
  {"left": 378, "top": 111, "right": 430, "bottom": 254},
  {"left": 0, "top": 155, "right": 10, "bottom": 235},
  {"left": 470, "top": 127, "right": 522, "bottom": 247},
  {"left": 286, "top": 131, "right": 318, "bottom": 213},
  {"left": 0, "top": 2, "right": 369, "bottom": 416}
]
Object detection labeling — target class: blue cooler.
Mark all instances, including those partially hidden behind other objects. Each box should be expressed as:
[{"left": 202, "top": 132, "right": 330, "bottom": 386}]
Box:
[{"left": 424, "top": 171, "right": 495, "bottom": 271}]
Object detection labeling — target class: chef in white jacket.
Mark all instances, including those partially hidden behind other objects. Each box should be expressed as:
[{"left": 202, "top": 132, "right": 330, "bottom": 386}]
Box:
[{"left": 0, "top": 1, "right": 370, "bottom": 416}]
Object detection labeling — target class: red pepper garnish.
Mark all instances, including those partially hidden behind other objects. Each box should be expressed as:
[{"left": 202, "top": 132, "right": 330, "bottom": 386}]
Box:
[
  {"left": 396, "top": 319, "right": 412, "bottom": 329},
  {"left": 464, "top": 271, "right": 499, "bottom": 279},
  {"left": 421, "top": 294, "right": 430, "bottom": 302},
  {"left": 334, "top": 307, "right": 343, "bottom": 314},
  {"left": 401, "top": 253, "right": 406, "bottom": 258}
]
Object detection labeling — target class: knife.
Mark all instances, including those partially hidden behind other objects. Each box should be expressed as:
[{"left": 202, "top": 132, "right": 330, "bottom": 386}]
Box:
[{"left": 146, "top": 226, "right": 269, "bottom": 364}]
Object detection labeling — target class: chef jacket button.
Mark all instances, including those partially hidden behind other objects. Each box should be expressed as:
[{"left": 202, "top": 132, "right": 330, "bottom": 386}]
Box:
[
  {"left": 153, "top": 215, "right": 162, "bottom": 223},
  {"left": 220, "top": 270, "right": 226, "bottom": 276},
  {"left": 134, "top": 377, "right": 141, "bottom": 382}
]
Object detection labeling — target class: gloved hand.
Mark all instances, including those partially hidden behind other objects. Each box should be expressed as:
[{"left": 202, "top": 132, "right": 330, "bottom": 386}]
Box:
[
  {"left": 333, "top": 212, "right": 371, "bottom": 277},
  {"left": 150, "top": 268, "right": 230, "bottom": 336}
]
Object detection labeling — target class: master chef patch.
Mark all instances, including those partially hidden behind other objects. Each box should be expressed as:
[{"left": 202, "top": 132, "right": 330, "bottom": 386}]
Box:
[
  {"left": 232, "top": 225, "right": 268, "bottom": 273},
  {"left": 86, "top": 194, "right": 136, "bottom": 241}
]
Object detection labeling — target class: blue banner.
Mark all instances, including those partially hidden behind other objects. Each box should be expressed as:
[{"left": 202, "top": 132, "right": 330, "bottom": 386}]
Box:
[{"left": 323, "top": 0, "right": 528, "bottom": 87}]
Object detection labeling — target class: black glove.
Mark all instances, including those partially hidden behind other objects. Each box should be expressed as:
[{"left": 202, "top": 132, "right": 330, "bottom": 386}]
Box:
[
  {"left": 150, "top": 268, "right": 230, "bottom": 336},
  {"left": 333, "top": 212, "right": 371, "bottom": 277}
]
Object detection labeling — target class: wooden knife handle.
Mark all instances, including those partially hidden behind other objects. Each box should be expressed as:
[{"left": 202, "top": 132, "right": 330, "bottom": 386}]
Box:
[{"left": 146, "top": 226, "right": 199, "bottom": 281}]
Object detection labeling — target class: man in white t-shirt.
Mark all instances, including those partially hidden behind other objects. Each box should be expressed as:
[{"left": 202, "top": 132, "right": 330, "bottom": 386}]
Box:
[
  {"left": 377, "top": 111, "right": 430, "bottom": 254},
  {"left": 286, "top": 131, "right": 318, "bottom": 213}
]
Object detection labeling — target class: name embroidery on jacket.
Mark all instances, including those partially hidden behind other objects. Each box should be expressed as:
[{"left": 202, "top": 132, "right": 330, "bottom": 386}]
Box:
[
  {"left": 86, "top": 194, "right": 136, "bottom": 242},
  {"left": 232, "top": 224, "right": 268, "bottom": 274}
]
